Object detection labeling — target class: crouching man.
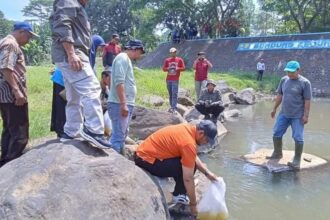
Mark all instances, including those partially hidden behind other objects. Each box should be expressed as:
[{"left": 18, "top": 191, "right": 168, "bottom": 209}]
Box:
[
  {"left": 195, "top": 79, "right": 224, "bottom": 123},
  {"left": 134, "top": 120, "right": 219, "bottom": 217}
]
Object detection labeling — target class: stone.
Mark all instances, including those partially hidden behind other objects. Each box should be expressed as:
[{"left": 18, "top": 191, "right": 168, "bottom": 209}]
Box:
[
  {"left": 129, "top": 106, "right": 185, "bottom": 140},
  {"left": 224, "top": 109, "right": 241, "bottom": 118},
  {"left": 215, "top": 80, "right": 235, "bottom": 94},
  {"left": 234, "top": 88, "right": 256, "bottom": 105},
  {"left": 176, "top": 104, "right": 189, "bottom": 117},
  {"left": 222, "top": 92, "right": 236, "bottom": 106},
  {"left": 0, "top": 140, "right": 167, "bottom": 220},
  {"left": 242, "top": 148, "right": 328, "bottom": 172},
  {"left": 184, "top": 108, "right": 203, "bottom": 122},
  {"left": 142, "top": 95, "right": 165, "bottom": 107},
  {"left": 177, "top": 96, "right": 194, "bottom": 107},
  {"left": 178, "top": 88, "right": 190, "bottom": 97}
]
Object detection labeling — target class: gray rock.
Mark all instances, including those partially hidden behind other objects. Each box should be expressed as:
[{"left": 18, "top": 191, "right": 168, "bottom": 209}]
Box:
[
  {"left": 176, "top": 104, "right": 189, "bottom": 117},
  {"left": 215, "top": 80, "right": 235, "bottom": 94},
  {"left": 224, "top": 109, "right": 242, "bottom": 118},
  {"left": 184, "top": 108, "right": 203, "bottom": 122},
  {"left": 177, "top": 96, "right": 194, "bottom": 107},
  {"left": 222, "top": 92, "right": 236, "bottom": 106},
  {"left": 142, "top": 95, "right": 165, "bottom": 107},
  {"left": 234, "top": 88, "right": 256, "bottom": 105},
  {"left": 0, "top": 140, "right": 167, "bottom": 220},
  {"left": 178, "top": 88, "right": 190, "bottom": 97},
  {"left": 129, "top": 106, "right": 185, "bottom": 140}
]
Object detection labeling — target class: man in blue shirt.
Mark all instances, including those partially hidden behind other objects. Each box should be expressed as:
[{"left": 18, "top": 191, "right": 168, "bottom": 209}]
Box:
[{"left": 267, "top": 61, "right": 312, "bottom": 170}]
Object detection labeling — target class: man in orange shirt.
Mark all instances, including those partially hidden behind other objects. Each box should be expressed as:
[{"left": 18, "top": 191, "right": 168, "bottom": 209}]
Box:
[
  {"left": 134, "top": 120, "right": 219, "bottom": 217},
  {"left": 162, "top": 47, "right": 185, "bottom": 113}
]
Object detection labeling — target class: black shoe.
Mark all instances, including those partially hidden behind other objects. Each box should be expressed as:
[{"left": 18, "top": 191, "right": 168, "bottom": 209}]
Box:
[
  {"left": 80, "top": 126, "right": 112, "bottom": 149},
  {"left": 59, "top": 132, "right": 74, "bottom": 142}
]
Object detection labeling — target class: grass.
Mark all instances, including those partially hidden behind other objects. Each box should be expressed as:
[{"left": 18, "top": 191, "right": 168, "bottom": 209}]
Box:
[{"left": 0, "top": 66, "right": 281, "bottom": 140}]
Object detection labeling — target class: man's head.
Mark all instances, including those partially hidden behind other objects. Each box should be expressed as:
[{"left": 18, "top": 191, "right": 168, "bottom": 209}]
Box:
[
  {"left": 124, "top": 39, "right": 145, "bottom": 60},
  {"left": 169, "top": 47, "right": 177, "bottom": 57},
  {"left": 111, "top": 34, "right": 120, "bottom": 44},
  {"left": 196, "top": 120, "right": 218, "bottom": 146},
  {"left": 12, "top": 22, "right": 39, "bottom": 46},
  {"left": 78, "top": 0, "right": 88, "bottom": 6},
  {"left": 260, "top": 58, "right": 264, "bottom": 62},
  {"left": 206, "top": 79, "right": 216, "bottom": 93},
  {"left": 197, "top": 51, "right": 205, "bottom": 60},
  {"left": 284, "top": 60, "right": 300, "bottom": 80},
  {"left": 101, "top": 70, "right": 110, "bottom": 86}
]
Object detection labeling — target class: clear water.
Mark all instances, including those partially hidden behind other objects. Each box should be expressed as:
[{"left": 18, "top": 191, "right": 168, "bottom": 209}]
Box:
[{"left": 202, "top": 98, "right": 330, "bottom": 220}]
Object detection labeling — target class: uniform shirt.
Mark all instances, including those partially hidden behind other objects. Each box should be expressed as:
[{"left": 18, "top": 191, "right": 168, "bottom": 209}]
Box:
[
  {"left": 277, "top": 75, "right": 312, "bottom": 118},
  {"left": 108, "top": 52, "right": 136, "bottom": 106},
  {"left": 0, "top": 35, "right": 27, "bottom": 103},
  {"left": 257, "top": 62, "right": 265, "bottom": 71},
  {"left": 50, "top": 0, "right": 91, "bottom": 63},
  {"left": 195, "top": 59, "right": 209, "bottom": 81},
  {"left": 136, "top": 123, "right": 197, "bottom": 168},
  {"left": 198, "top": 88, "right": 222, "bottom": 104},
  {"left": 162, "top": 57, "right": 185, "bottom": 81}
]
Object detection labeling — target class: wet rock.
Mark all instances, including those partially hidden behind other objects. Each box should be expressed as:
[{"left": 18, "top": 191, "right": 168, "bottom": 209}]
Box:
[
  {"left": 234, "top": 88, "right": 256, "bottom": 105},
  {"left": 184, "top": 108, "right": 203, "bottom": 122},
  {"left": 129, "top": 106, "right": 185, "bottom": 140},
  {"left": 142, "top": 95, "right": 165, "bottom": 107},
  {"left": 178, "top": 88, "right": 191, "bottom": 97},
  {"left": 176, "top": 104, "right": 189, "bottom": 117},
  {"left": 0, "top": 140, "right": 166, "bottom": 220},
  {"left": 224, "top": 109, "right": 241, "bottom": 118},
  {"left": 178, "top": 96, "right": 194, "bottom": 107},
  {"left": 222, "top": 92, "right": 236, "bottom": 106}
]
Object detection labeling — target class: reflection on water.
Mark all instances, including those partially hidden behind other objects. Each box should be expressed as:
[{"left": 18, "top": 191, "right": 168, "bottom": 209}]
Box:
[{"left": 203, "top": 98, "right": 330, "bottom": 220}]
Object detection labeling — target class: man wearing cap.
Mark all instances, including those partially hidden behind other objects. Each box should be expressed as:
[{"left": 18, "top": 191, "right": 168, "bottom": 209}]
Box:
[
  {"left": 162, "top": 47, "right": 186, "bottom": 113},
  {"left": 50, "top": 0, "right": 111, "bottom": 149},
  {"left": 267, "top": 61, "right": 312, "bottom": 170},
  {"left": 107, "top": 39, "right": 145, "bottom": 153},
  {"left": 195, "top": 79, "right": 224, "bottom": 123},
  {"left": 256, "top": 59, "right": 266, "bottom": 81},
  {"left": 134, "top": 120, "right": 219, "bottom": 216},
  {"left": 0, "top": 22, "right": 38, "bottom": 167},
  {"left": 103, "top": 34, "right": 121, "bottom": 72},
  {"left": 193, "top": 51, "right": 213, "bottom": 98}
]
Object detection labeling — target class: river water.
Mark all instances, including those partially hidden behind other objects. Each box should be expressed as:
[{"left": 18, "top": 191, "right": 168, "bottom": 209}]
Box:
[{"left": 201, "top": 98, "right": 330, "bottom": 220}]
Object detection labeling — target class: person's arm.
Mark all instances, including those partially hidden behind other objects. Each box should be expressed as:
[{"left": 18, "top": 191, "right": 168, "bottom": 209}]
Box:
[
  {"left": 1, "top": 68, "right": 26, "bottom": 106},
  {"left": 62, "top": 42, "right": 82, "bottom": 71},
  {"left": 271, "top": 94, "right": 282, "bottom": 118},
  {"left": 116, "top": 84, "right": 128, "bottom": 117},
  {"left": 195, "top": 156, "right": 218, "bottom": 181},
  {"left": 182, "top": 166, "right": 197, "bottom": 216},
  {"left": 177, "top": 58, "right": 185, "bottom": 71},
  {"left": 162, "top": 59, "right": 169, "bottom": 72},
  {"left": 302, "top": 100, "right": 311, "bottom": 124},
  {"left": 205, "top": 59, "right": 213, "bottom": 68}
]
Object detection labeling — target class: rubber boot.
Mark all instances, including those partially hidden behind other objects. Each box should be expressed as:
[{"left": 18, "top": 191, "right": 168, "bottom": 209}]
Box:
[
  {"left": 287, "top": 142, "right": 303, "bottom": 170},
  {"left": 266, "top": 137, "right": 283, "bottom": 159}
]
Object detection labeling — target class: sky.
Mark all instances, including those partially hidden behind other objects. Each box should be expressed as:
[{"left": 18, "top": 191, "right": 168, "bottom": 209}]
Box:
[{"left": 0, "top": 0, "right": 30, "bottom": 21}]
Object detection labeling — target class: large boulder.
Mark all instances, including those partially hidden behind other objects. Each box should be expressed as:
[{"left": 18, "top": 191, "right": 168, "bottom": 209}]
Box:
[
  {"left": 177, "top": 96, "right": 194, "bottom": 107},
  {"left": 0, "top": 140, "right": 167, "bottom": 220},
  {"left": 176, "top": 104, "right": 189, "bottom": 117},
  {"left": 234, "top": 88, "right": 256, "bottom": 105},
  {"left": 142, "top": 95, "right": 165, "bottom": 107},
  {"left": 215, "top": 80, "right": 235, "bottom": 94},
  {"left": 224, "top": 109, "right": 242, "bottom": 118},
  {"left": 184, "top": 108, "right": 203, "bottom": 122},
  {"left": 129, "top": 106, "right": 186, "bottom": 140}
]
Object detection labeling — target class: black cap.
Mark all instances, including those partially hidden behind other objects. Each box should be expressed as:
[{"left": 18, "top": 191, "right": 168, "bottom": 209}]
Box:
[
  {"left": 112, "top": 33, "right": 120, "bottom": 39},
  {"left": 197, "top": 51, "right": 205, "bottom": 56},
  {"left": 124, "top": 39, "right": 145, "bottom": 54},
  {"left": 197, "top": 120, "right": 218, "bottom": 145}
]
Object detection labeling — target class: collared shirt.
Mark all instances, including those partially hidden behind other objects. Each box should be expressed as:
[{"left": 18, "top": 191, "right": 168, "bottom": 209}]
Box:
[
  {"left": 162, "top": 57, "right": 185, "bottom": 81},
  {"left": 50, "top": 0, "right": 91, "bottom": 63},
  {"left": 0, "top": 35, "right": 27, "bottom": 103},
  {"left": 198, "top": 88, "right": 222, "bottom": 103},
  {"left": 195, "top": 59, "right": 209, "bottom": 81},
  {"left": 103, "top": 42, "right": 121, "bottom": 67}
]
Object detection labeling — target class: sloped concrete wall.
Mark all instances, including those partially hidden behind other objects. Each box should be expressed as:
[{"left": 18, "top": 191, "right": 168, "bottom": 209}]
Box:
[{"left": 138, "top": 33, "right": 330, "bottom": 96}]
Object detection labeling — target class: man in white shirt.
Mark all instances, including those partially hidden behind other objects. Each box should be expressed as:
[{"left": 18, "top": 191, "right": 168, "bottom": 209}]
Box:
[{"left": 256, "top": 59, "right": 266, "bottom": 81}]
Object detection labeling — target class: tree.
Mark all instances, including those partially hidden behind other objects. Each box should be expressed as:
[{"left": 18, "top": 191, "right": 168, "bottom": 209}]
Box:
[
  {"left": 22, "top": 0, "right": 53, "bottom": 22},
  {"left": 0, "top": 10, "right": 13, "bottom": 39}
]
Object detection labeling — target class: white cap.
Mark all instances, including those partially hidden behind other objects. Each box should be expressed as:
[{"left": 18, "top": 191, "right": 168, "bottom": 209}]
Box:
[{"left": 169, "top": 47, "right": 177, "bottom": 53}]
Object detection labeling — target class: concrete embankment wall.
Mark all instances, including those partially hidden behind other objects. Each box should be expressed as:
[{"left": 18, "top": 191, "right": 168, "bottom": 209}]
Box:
[{"left": 138, "top": 33, "right": 330, "bottom": 96}]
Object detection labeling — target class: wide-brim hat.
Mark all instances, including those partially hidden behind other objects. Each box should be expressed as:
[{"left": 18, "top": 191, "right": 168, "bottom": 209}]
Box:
[
  {"left": 124, "top": 39, "right": 145, "bottom": 54},
  {"left": 206, "top": 79, "right": 216, "bottom": 86}
]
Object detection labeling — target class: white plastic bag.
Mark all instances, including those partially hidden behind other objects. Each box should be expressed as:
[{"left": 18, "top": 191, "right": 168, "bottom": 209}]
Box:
[
  {"left": 104, "top": 111, "right": 112, "bottom": 136},
  {"left": 197, "top": 177, "right": 229, "bottom": 220}
]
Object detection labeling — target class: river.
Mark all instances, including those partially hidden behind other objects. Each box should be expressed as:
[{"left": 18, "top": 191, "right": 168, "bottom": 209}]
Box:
[{"left": 201, "top": 98, "right": 330, "bottom": 220}]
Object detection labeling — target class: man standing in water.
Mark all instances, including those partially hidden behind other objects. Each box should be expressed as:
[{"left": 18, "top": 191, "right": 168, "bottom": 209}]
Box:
[{"left": 267, "top": 61, "right": 312, "bottom": 170}]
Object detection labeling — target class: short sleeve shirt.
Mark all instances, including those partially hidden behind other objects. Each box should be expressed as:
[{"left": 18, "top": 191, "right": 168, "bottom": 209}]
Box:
[
  {"left": 276, "top": 75, "right": 312, "bottom": 118},
  {"left": 0, "top": 35, "right": 27, "bottom": 103},
  {"left": 136, "top": 123, "right": 197, "bottom": 168}
]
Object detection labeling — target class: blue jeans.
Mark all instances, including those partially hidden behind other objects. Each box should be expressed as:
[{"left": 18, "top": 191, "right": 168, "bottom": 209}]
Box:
[
  {"left": 108, "top": 102, "right": 134, "bottom": 153},
  {"left": 166, "top": 80, "right": 179, "bottom": 110},
  {"left": 273, "top": 113, "right": 304, "bottom": 143}
]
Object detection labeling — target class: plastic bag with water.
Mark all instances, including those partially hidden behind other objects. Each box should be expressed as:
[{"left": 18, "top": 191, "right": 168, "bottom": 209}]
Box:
[{"left": 197, "top": 177, "right": 229, "bottom": 220}]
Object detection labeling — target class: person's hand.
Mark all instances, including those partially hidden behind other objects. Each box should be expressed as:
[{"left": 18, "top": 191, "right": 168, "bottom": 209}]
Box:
[
  {"left": 205, "top": 100, "right": 211, "bottom": 108},
  {"left": 68, "top": 54, "right": 83, "bottom": 71},
  {"left": 190, "top": 203, "right": 198, "bottom": 217},
  {"left": 302, "top": 115, "right": 309, "bottom": 124},
  {"left": 120, "top": 103, "right": 129, "bottom": 117},
  {"left": 271, "top": 109, "right": 276, "bottom": 118},
  {"left": 206, "top": 171, "right": 218, "bottom": 182},
  {"left": 13, "top": 90, "right": 26, "bottom": 106}
]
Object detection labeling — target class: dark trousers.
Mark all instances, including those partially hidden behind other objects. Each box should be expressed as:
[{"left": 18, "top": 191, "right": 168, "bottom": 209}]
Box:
[
  {"left": 135, "top": 155, "right": 187, "bottom": 196},
  {"left": 195, "top": 103, "right": 224, "bottom": 119},
  {"left": 0, "top": 103, "right": 29, "bottom": 167},
  {"left": 50, "top": 83, "right": 67, "bottom": 136},
  {"left": 257, "top": 70, "right": 264, "bottom": 81}
]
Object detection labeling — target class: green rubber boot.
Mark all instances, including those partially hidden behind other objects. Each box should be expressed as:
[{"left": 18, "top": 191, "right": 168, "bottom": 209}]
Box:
[
  {"left": 287, "top": 142, "right": 303, "bottom": 170},
  {"left": 266, "top": 137, "right": 283, "bottom": 159}
]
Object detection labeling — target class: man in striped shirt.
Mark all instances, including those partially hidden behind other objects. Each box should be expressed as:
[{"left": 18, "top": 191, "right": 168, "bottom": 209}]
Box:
[{"left": 0, "top": 22, "right": 38, "bottom": 167}]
